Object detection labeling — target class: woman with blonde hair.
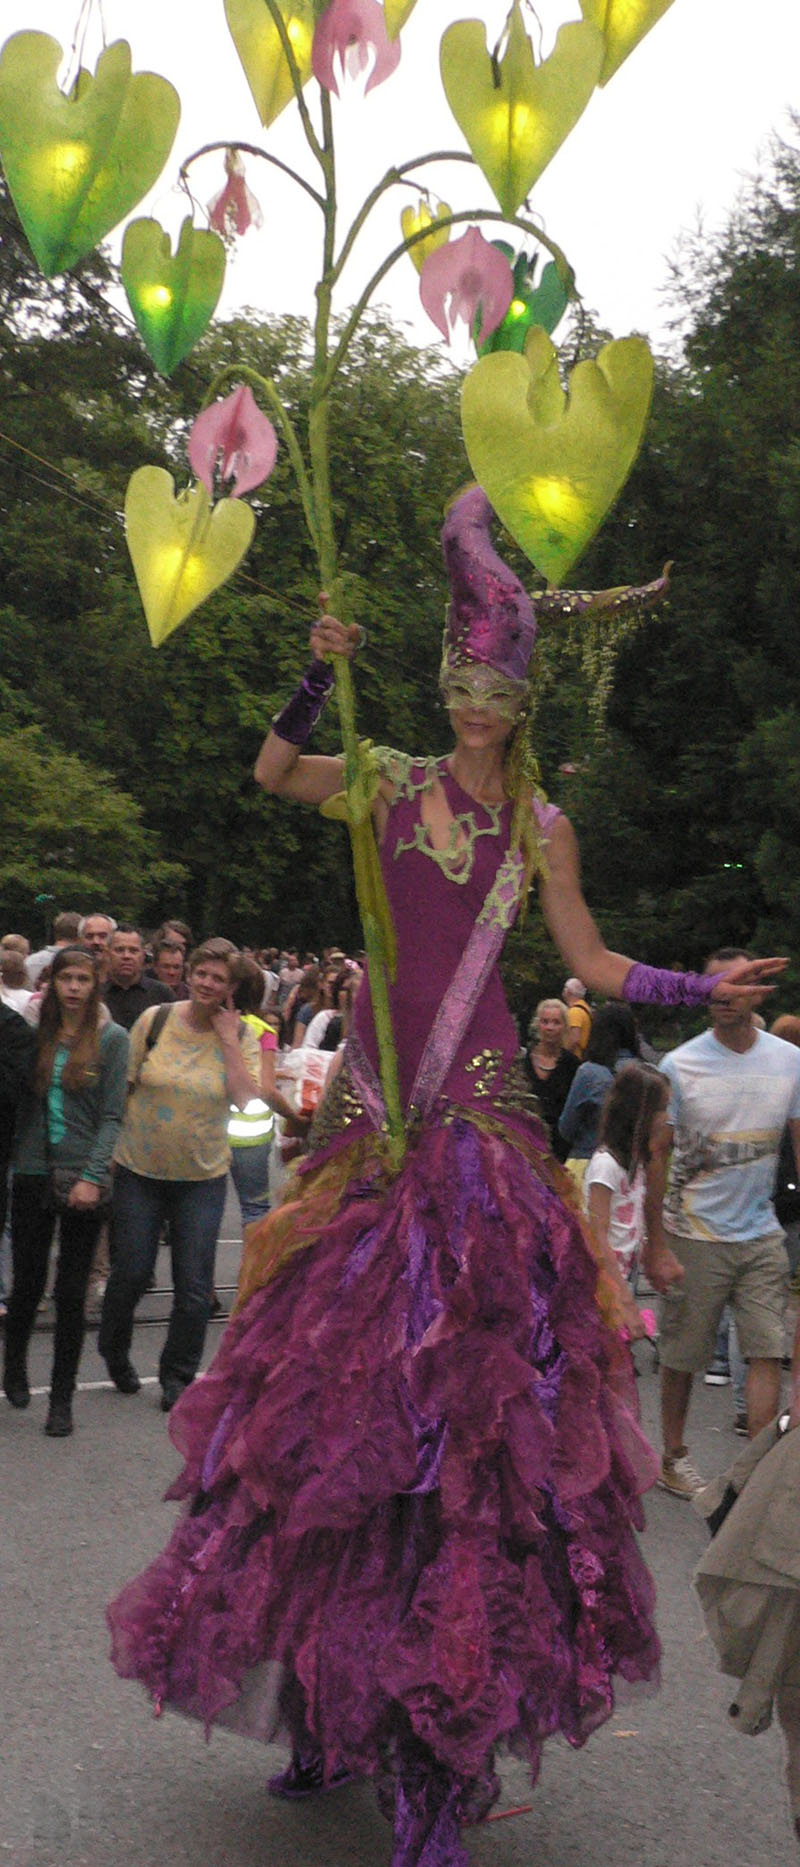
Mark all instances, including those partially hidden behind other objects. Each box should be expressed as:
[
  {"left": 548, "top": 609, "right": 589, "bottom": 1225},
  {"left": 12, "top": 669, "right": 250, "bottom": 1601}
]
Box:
[
  {"left": 524, "top": 996, "right": 577, "bottom": 1151},
  {"left": 107, "top": 489, "right": 778, "bottom": 1867}
]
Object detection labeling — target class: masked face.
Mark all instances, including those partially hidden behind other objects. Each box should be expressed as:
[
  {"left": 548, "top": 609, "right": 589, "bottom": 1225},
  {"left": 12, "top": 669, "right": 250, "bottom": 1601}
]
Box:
[{"left": 440, "top": 662, "right": 526, "bottom": 723}]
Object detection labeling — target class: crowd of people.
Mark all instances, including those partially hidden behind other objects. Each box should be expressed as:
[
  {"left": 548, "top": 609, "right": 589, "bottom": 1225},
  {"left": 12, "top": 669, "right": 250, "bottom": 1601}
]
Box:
[
  {"left": 2, "top": 492, "right": 799, "bottom": 1858},
  {"left": 0, "top": 916, "right": 367, "bottom": 1425},
  {"left": 2, "top": 912, "right": 800, "bottom": 1831}
]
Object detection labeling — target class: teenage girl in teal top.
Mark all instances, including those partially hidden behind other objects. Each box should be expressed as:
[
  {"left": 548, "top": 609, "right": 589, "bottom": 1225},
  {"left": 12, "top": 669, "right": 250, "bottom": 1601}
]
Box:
[{"left": 2, "top": 944, "right": 128, "bottom": 1436}]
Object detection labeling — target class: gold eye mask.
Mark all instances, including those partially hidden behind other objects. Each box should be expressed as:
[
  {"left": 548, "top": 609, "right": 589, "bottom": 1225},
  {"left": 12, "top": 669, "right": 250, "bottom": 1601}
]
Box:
[{"left": 441, "top": 666, "right": 525, "bottom": 720}]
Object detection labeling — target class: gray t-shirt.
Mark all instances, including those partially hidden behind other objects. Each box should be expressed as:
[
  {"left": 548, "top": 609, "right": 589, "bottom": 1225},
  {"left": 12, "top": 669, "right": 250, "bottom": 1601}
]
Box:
[{"left": 661, "top": 1029, "right": 800, "bottom": 1241}]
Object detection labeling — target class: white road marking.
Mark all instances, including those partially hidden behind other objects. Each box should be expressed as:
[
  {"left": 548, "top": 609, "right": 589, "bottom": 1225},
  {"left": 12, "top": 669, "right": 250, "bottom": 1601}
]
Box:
[{"left": 3, "top": 1375, "right": 161, "bottom": 1401}]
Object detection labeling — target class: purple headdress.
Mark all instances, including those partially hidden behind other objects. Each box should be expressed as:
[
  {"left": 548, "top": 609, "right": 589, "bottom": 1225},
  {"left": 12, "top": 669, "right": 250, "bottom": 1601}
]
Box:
[{"left": 440, "top": 485, "right": 535, "bottom": 689}]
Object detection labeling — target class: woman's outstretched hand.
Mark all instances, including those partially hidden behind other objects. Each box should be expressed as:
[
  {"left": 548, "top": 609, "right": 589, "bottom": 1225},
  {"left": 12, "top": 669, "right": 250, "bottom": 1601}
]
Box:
[
  {"left": 710, "top": 955, "right": 788, "bottom": 1002},
  {"left": 311, "top": 593, "right": 362, "bottom": 663}
]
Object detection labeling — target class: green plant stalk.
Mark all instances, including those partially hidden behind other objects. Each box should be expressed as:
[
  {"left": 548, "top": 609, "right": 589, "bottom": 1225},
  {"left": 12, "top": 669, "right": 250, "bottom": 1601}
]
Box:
[{"left": 308, "top": 93, "right": 406, "bottom": 1168}]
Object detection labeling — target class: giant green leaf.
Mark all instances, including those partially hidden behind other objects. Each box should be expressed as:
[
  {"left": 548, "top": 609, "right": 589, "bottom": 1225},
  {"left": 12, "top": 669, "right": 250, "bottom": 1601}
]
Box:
[
  {"left": 0, "top": 33, "right": 180, "bottom": 276},
  {"left": 581, "top": 0, "right": 676, "bottom": 85},
  {"left": 461, "top": 329, "right": 654, "bottom": 582},
  {"left": 122, "top": 218, "right": 226, "bottom": 377},
  {"left": 440, "top": 8, "right": 603, "bottom": 218}
]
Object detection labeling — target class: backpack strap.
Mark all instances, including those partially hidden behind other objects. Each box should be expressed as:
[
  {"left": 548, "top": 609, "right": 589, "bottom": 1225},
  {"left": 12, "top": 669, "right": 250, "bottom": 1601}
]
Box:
[{"left": 146, "top": 1004, "right": 172, "bottom": 1052}]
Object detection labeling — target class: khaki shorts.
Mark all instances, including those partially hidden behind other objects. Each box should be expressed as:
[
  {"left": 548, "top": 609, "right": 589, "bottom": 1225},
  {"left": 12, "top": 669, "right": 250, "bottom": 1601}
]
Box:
[{"left": 659, "top": 1228, "right": 788, "bottom": 1372}]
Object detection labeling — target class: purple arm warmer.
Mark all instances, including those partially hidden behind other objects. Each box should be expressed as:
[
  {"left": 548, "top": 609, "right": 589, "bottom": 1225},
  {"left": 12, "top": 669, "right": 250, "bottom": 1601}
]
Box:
[
  {"left": 622, "top": 962, "right": 725, "bottom": 1008},
  {"left": 271, "top": 659, "right": 334, "bottom": 746}
]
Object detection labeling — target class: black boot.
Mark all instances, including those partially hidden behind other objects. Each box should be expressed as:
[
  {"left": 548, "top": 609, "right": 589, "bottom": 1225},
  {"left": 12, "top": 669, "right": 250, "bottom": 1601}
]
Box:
[
  {"left": 45, "top": 1399, "right": 73, "bottom": 1437},
  {"left": 3, "top": 1351, "right": 30, "bottom": 1409}
]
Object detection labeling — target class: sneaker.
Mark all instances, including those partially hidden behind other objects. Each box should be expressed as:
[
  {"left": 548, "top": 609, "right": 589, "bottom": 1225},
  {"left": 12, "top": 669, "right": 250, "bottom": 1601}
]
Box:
[
  {"left": 658, "top": 1451, "right": 706, "bottom": 1499},
  {"left": 734, "top": 1413, "right": 749, "bottom": 1436},
  {"left": 704, "top": 1361, "right": 730, "bottom": 1386}
]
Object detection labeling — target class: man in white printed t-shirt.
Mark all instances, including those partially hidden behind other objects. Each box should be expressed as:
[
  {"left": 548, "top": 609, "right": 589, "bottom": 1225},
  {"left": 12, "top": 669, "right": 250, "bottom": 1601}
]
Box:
[{"left": 651, "top": 948, "right": 800, "bottom": 1500}]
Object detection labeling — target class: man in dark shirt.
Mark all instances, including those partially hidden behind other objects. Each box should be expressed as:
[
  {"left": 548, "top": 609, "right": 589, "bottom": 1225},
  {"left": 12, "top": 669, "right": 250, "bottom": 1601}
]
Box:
[{"left": 103, "top": 927, "right": 174, "bottom": 1031}]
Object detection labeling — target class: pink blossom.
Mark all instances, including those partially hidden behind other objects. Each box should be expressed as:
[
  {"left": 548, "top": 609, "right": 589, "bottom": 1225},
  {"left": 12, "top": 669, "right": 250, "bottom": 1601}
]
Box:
[
  {"left": 312, "top": 0, "right": 401, "bottom": 96},
  {"left": 188, "top": 385, "right": 278, "bottom": 498},
  {"left": 419, "top": 227, "right": 513, "bottom": 345},
  {"left": 208, "top": 149, "right": 263, "bottom": 242}
]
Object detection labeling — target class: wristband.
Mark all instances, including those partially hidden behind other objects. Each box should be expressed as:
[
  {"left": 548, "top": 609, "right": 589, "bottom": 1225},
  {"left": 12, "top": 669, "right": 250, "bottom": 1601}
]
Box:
[
  {"left": 622, "top": 962, "right": 724, "bottom": 1008},
  {"left": 271, "top": 659, "right": 334, "bottom": 746}
]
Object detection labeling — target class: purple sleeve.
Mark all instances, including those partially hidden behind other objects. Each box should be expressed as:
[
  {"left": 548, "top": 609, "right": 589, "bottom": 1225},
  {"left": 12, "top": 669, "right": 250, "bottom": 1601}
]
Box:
[
  {"left": 532, "top": 797, "right": 561, "bottom": 835},
  {"left": 622, "top": 963, "right": 723, "bottom": 1008},
  {"left": 271, "top": 659, "right": 334, "bottom": 745}
]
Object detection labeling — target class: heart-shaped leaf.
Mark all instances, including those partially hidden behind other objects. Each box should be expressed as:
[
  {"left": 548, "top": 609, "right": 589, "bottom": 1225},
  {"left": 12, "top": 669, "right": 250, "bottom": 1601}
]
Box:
[
  {"left": 122, "top": 218, "right": 226, "bottom": 376},
  {"left": 384, "top": 0, "right": 418, "bottom": 40},
  {"left": 477, "top": 252, "right": 570, "bottom": 353},
  {"left": 0, "top": 33, "right": 180, "bottom": 277},
  {"left": 125, "top": 467, "right": 255, "bottom": 646},
  {"left": 440, "top": 7, "right": 603, "bottom": 218},
  {"left": 400, "top": 199, "right": 451, "bottom": 274},
  {"left": 581, "top": 0, "right": 676, "bottom": 86},
  {"left": 224, "top": 0, "right": 315, "bottom": 128},
  {"left": 461, "top": 329, "right": 654, "bottom": 582}
]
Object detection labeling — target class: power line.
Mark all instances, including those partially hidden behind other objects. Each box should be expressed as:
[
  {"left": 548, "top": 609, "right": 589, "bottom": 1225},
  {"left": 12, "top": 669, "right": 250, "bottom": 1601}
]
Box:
[{"left": 0, "top": 432, "right": 310, "bottom": 619}]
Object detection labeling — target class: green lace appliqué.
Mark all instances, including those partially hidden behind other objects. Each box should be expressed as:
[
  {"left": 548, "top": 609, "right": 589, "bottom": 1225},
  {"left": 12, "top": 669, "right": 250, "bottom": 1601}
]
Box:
[
  {"left": 319, "top": 743, "right": 437, "bottom": 822},
  {"left": 393, "top": 802, "right": 506, "bottom": 884}
]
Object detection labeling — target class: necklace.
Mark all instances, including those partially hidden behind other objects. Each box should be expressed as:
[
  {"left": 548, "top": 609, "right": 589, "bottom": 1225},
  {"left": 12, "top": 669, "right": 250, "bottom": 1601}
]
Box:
[{"left": 531, "top": 1048, "right": 559, "bottom": 1076}]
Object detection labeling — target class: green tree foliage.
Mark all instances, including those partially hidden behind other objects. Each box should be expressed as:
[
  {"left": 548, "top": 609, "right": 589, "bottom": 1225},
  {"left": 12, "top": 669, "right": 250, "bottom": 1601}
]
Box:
[
  {"left": 2, "top": 128, "right": 799, "bottom": 1011},
  {"left": 517, "top": 124, "right": 800, "bottom": 1018},
  {"left": 0, "top": 722, "right": 185, "bottom": 929}
]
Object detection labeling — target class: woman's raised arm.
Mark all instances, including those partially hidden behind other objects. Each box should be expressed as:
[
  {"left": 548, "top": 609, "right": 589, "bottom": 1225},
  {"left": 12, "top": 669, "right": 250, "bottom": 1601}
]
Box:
[{"left": 254, "top": 601, "right": 360, "bottom": 804}]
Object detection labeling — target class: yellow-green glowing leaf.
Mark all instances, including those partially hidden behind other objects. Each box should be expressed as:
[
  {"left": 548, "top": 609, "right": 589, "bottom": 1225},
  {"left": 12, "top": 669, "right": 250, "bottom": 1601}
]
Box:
[
  {"left": 122, "top": 218, "right": 226, "bottom": 376},
  {"left": 440, "top": 7, "right": 603, "bottom": 218},
  {"left": 224, "top": 0, "right": 315, "bottom": 128},
  {"left": 125, "top": 467, "right": 255, "bottom": 646},
  {"left": 0, "top": 33, "right": 179, "bottom": 276},
  {"left": 400, "top": 199, "right": 452, "bottom": 274},
  {"left": 581, "top": 0, "right": 676, "bottom": 85},
  {"left": 461, "top": 329, "right": 654, "bottom": 583},
  {"left": 384, "top": 0, "right": 418, "bottom": 40}
]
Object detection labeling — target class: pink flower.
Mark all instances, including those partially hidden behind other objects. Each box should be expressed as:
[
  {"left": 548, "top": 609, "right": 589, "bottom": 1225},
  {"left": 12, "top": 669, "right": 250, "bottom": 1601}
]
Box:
[
  {"left": 188, "top": 386, "right": 278, "bottom": 498},
  {"left": 312, "top": 0, "right": 401, "bottom": 96},
  {"left": 420, "top": 228, "right": 513, "bottom": 345},
  {"left": 208, "top": 149, "right": 263, "bottom": 242}
]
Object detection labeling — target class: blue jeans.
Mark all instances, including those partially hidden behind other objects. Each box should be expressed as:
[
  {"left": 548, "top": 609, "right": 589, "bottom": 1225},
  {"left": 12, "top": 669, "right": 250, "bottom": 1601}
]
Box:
[
  {"left": 99, "top": 1167, "right": 226, "bottom": 1389},
  {"left": 229, "top": 1141, "right": 272, "bottom": 1230}
]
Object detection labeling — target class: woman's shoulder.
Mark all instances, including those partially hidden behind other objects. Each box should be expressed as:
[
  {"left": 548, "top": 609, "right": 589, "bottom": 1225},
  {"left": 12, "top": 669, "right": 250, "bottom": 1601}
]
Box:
[{"left": 99, "top": 1019, "right": 131, "bottom": 1054}]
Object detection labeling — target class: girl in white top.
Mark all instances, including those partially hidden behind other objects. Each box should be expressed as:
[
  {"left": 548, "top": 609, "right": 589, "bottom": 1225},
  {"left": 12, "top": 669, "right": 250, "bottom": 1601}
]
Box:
[{"left": 585, "top": 1061, "right": 670, "bottom": 1283}]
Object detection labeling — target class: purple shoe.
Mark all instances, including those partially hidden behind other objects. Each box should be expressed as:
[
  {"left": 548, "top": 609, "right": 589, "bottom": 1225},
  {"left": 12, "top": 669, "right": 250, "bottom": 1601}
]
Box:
[
  {"left": 391, "top": 1778, "right": 470, "bottom": 1867},
  {"left": 267, "top": 1752, "right": 356, "bottom": 1800}
]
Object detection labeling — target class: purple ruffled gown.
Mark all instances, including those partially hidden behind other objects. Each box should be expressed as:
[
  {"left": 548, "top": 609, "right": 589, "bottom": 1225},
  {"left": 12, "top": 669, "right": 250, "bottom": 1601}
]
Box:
[{"left": 107, "top": 759, "right": 660, "bottom": 1863}]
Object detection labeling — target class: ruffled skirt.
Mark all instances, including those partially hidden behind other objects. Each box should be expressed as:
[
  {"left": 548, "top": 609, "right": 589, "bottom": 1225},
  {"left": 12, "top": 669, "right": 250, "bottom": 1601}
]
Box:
[{"left": 107, "top": 1112, "right": 660, "bottom": 1793}]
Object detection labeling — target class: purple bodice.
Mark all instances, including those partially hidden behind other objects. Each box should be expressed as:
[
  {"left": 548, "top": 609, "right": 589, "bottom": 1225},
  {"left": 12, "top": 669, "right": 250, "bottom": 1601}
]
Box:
[{"left": 349, "top": 757, "right": 554, "bottom": 1115}]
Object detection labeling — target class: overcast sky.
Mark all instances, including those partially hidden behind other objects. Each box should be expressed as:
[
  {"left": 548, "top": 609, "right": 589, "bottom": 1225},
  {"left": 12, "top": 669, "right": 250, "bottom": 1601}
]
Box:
[{"left": 4, "top": 0, "right": 800, "bottom": 357}]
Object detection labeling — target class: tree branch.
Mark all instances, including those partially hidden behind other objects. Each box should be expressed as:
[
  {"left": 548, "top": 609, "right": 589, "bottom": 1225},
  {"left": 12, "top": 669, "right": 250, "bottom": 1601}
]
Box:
[
  {"left": 323, "top": 207, "right": 575, "bottom": 393},
  {"left": 261, "top": 0, "right": 325, "bottom": 170},
  {"left": 332, "top": 150, "right": 477, "bottom": 283},
  {"left": 179, "top": 140, "right": 324, "bottom": 212}
]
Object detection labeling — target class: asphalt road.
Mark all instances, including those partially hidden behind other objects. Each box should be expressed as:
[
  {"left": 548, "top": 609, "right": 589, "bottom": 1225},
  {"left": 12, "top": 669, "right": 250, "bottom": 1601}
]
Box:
[{"left": 3, "top": 1192, "right": 796, "bottom": 1867}]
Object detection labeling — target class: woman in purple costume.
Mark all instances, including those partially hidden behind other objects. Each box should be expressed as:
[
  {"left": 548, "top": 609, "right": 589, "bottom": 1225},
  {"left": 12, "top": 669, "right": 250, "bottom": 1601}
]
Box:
[{"left": 107, "top": 489, "right": 780, "bottom": 1866}]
